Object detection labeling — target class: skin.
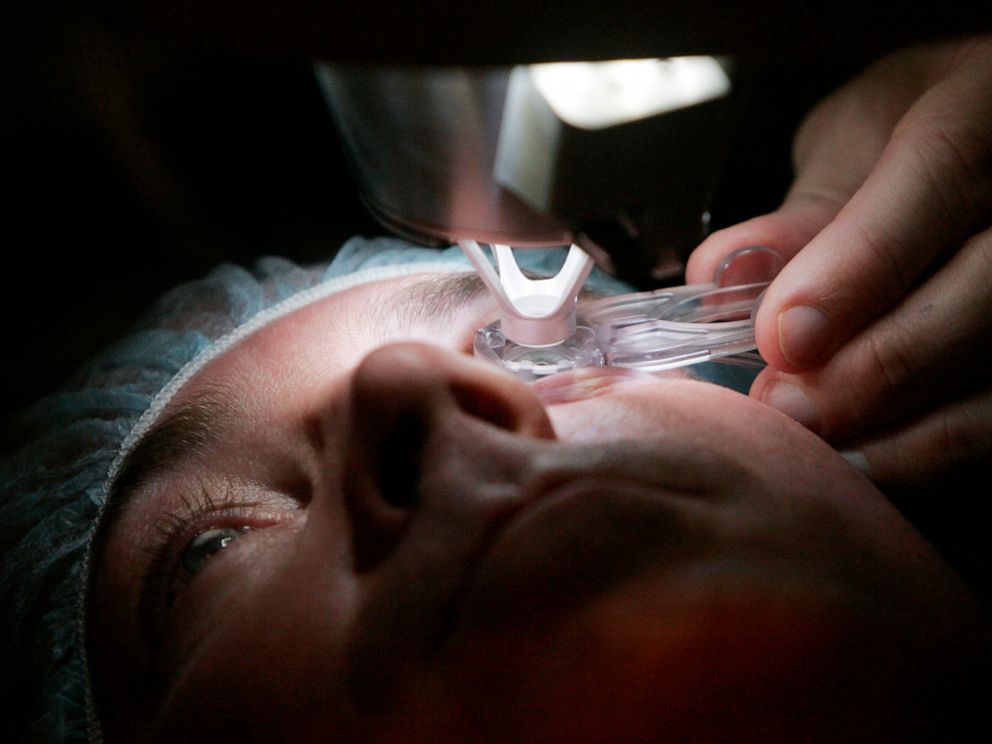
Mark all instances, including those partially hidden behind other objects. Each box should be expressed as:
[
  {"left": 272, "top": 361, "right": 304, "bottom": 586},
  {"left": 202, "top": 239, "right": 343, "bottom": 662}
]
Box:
[
  {"left": 87, "top": 272, "right": 987, "bottom": 743},
  {"left": 686, "top": 35, "right": 992, "bottom": 498}
]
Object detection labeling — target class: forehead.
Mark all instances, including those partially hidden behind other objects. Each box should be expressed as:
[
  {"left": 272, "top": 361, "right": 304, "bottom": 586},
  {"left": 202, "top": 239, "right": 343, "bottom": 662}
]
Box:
[
  {"left": 215, "top": 271, "right": 483, "bottom": 358},
  {"left": 107, "top": 271, "right": 494, "bottom": 503},
  {"left": 158, "top": 272, "right": 488, "bottom": 408}
]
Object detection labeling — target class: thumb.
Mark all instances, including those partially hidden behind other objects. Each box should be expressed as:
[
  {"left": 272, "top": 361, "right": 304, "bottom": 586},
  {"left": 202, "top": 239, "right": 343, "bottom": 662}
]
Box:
[
  {"left": 687, "top": 45, "right": 922, "bottom": 286},
  {"left": 684, "top": 194, "right": 840, "bottom": 285},
  {"left": 754, "top": 42, "right": 992, "bottom": 374}
]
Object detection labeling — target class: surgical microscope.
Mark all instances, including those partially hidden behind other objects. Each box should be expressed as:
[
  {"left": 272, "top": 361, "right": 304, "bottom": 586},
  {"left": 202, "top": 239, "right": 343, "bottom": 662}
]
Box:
[
  {"left": 315, "top": 59, "right": 782, "bottom": 380},
  {"left": 88, "top": 1, "right": 992, "bottom": 380}
]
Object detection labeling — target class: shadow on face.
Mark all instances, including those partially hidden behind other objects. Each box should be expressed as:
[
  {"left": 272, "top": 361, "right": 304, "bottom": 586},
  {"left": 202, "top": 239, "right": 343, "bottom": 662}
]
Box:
[{"left": 86, "top": 279, "right": 989, "bottom": 744}]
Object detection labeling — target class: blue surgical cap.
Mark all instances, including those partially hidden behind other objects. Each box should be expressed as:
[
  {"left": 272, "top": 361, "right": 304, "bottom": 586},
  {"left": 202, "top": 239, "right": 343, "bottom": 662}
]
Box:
[{"left": 0, "top": 238, "right": 632, "bottom": 743}]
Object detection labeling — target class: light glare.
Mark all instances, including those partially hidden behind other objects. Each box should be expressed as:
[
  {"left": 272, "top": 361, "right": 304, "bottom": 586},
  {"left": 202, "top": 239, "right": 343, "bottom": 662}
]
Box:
[{"left": 529, "top": 57, "right": 731, "bottom": 130}]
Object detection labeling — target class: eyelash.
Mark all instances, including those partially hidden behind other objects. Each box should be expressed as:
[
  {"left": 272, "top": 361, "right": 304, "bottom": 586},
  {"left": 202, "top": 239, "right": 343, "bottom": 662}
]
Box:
[{"left": 139, "top": 482, "right": 277, "bottom": 645}]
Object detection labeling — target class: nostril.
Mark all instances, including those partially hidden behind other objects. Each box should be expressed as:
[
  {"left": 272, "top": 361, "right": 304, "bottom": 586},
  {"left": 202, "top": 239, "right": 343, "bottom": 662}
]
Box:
[
  {"left": 374, "top": 411, "right": 425, "bottom": 509},
  {"left": 450, "top": 382, "right": 522, "bottom": 431}
]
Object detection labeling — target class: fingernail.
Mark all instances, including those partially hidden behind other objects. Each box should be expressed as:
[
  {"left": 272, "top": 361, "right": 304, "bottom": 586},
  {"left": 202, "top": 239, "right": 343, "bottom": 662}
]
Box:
[
  {"left": 777, "top": 305, "right": 832, "bottom": 367},
  {"left": 839, "top": 450, "right": 872, "bottom": 478},
  {"left": 763, "top": 381, "right": 821, "bottom": 431},
  {"left": 714, "top": 245, "right": 784, "bottom": 287}
]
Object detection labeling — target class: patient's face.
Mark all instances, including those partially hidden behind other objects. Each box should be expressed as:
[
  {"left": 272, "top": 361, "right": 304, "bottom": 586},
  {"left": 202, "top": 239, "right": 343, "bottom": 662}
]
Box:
[{"left": 88, "top": 273, "right": 981, "bottom": 743}]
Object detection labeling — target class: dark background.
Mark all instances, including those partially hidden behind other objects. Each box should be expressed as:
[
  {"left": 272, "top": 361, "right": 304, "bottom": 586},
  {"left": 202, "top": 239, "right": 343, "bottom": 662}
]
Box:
[
  {"left": 2, "top": 3, "right": 880, "bottom": 422},
  {"left": 3, "top": 4, "right": 374, "bottom": 421}
]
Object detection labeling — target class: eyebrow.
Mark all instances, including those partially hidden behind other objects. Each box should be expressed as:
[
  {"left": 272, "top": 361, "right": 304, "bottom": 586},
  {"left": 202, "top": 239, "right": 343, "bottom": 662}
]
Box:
[
  {"left": 380, "top": 272, "right": 490, "bottom": 325},
  {"left": 97, "top": 272, "right": 490, "bottom": 537},
  {"left": 97, "top": 382, "right": 242, "bottom": 545},
  {"left": 379, "top": 268, "right": 607, "bottom": 328}
]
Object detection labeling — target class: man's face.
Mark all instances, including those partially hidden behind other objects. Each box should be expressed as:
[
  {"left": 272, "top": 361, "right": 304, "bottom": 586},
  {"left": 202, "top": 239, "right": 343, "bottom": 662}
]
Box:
[{"left": 88, "top": 273, "right": 980, "bottom": 743}]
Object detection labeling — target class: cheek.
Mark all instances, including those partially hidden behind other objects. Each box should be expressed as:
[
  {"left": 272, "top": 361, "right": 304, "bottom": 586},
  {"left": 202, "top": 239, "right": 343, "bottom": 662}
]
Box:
[
  {"left": 545, "top": 382, "right": 710, "bottom": 442},
  {"left": 545, "top": 380, "right": 823, "bottom": 484},
  {"left": 155, "top": 534, "right": 364, "bottom": 741},
  {"left": 547, "top": 401, "right": 624, "bottom": 441}
]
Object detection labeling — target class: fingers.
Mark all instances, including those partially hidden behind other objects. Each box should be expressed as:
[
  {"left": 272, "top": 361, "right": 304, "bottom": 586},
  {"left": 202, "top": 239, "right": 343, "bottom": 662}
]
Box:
[
  {"left": 840, "top": 387, "right": 992, "bottom": 498},
  {"left": 751, "top": 225, "right": 992, "bottom": 445},
  {"left": 754, "top": 41, "right": 992, "bottom": 373},
  {"left": 686, "top": 43, "right": 928, "bottom": 286},
  {"left": 684, "top": 195, "right": 839, "bottom": 284},
  {"left": 688, "top": 38, "right": 992, "bottom": 497}
]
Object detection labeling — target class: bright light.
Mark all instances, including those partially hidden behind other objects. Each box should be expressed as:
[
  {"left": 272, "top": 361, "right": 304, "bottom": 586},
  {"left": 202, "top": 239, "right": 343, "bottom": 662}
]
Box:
[{"left": 529, "top": 57, "right": 731, "bottom": 130}]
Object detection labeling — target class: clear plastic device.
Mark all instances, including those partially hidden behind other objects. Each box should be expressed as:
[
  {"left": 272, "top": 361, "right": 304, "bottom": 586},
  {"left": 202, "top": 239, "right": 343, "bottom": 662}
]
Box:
[{"left": 463, "top": 243, "right": 783, "bottom": 383}]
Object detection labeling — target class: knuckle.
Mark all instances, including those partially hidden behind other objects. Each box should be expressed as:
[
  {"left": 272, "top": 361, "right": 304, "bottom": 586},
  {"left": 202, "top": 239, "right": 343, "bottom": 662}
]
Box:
[
  {"left": 858, "top": 326, "right": 919, "bottom": 410},
  {"left": 850, "top": 219, "right": 914, "bottom": 296},
  {"left": 945, "top": 35, "right": 992, "bottom": 75},
  {"left": 972, "top": 233, "right": 992, "bottom": 307},
  {"left": 895, "top": 111, "right": 992, "bottom": 216},
  {"left": 833, "top": 219, "right": 917, "bottom": 318},
  {"left": 935, "top": 409, "right": 963, "bottom": 465},
  {"left": 935, "top": 393, "right": 992, "bottom": 466},
  {"left": 786, "top": 188, "right": 848, "bottom": 220}
]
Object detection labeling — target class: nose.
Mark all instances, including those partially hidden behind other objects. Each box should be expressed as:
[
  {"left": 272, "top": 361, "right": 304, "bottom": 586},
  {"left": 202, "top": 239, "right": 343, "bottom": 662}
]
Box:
[{"left": 341, "top": 342, "right": 556, "bottom": 570}]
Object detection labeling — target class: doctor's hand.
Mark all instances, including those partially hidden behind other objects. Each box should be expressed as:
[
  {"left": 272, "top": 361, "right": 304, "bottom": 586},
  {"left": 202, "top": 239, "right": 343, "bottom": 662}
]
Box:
[{"left": 686, "top": 36, "right": 992, "bottom": 498}]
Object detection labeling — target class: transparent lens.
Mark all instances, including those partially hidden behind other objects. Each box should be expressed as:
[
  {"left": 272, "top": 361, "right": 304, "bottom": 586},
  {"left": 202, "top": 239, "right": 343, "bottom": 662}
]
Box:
[
  {"left": 472, "top": 277, "right": 771, "bottom": 382},
  {"left": 474, "top": 323, "right": 603, "bottom": 383}
]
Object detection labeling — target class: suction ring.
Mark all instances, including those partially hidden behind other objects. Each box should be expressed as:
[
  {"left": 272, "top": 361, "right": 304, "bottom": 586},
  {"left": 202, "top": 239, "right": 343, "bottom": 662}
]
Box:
[
  {"left": 473, "top": 323, "right": 603, "bottom": 383},
  {"left": 467, "top": 243, "right": 781, "bottom": 381},
  {"left": 457, "top": 240, "right": 594, "bottom": 347}
]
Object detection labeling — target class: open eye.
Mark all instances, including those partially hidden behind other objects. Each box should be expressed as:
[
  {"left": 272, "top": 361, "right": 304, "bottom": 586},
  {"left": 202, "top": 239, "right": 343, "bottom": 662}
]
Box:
[{"left": 181, "top": 526, "right": 251, "bottom": 575}]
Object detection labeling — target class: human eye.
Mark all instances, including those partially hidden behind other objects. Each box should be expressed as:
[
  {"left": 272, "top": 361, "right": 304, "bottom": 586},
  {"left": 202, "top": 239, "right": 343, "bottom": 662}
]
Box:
[
  {"left": 180, "top": 526, "right": 251, "bottom": 575},
  {"left": 139, "top": 482, "right": 301, "bottom": 646}
]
